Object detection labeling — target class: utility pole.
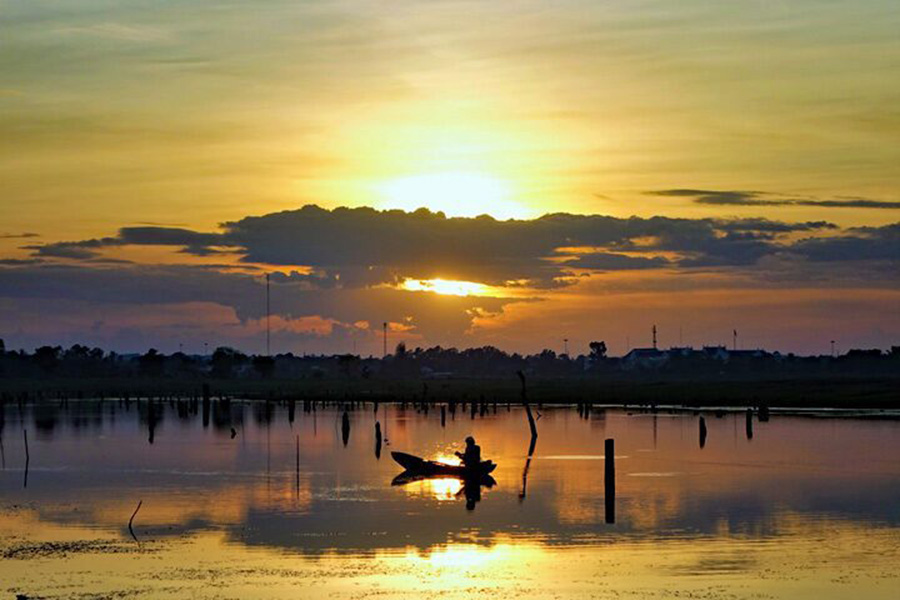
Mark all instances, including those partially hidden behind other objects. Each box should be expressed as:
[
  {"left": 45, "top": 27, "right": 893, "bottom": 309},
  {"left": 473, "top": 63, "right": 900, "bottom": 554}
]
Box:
[
  {"left": 266, "top": 273, "right": 271, "bottom": 356},
  {"left": 563, "top": 338, "right": 569, "bottom": 356},
  {"left": 652, "top": 325, "right": 657, "bottom": 349},
  {"left": 733, "top": 329, "right": 737, "bottom": 351},
  {"left": 383, "top": 322, "right": 388, "bottom": 358},
  {"left": 831, "top": 340, "right": 836, "bottom": 357}
]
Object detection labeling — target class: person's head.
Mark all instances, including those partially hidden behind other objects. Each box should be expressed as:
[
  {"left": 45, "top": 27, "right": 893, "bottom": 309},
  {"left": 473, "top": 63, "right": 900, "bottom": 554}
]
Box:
[{"left": 465, "top": 436, "right": 475, "bottom": 446}]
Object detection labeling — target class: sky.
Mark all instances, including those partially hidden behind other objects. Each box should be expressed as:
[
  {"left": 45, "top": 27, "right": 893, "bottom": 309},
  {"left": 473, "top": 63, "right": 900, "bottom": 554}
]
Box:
[{"left": 1, "top": 0, "right": 898, "bottom": 356}]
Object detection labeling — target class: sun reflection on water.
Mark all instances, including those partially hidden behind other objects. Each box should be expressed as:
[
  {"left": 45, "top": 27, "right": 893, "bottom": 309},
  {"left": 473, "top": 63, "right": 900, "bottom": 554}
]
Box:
[
  {"left": 417, "top": 477, "right": 463, "bottom": 501},
  {"left": 403, "top": 543, "right": 514, "bottom": 568}
]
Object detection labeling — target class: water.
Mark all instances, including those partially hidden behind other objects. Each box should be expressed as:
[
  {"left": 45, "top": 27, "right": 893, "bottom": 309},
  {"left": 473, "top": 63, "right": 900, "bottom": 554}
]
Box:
[{"left": 1, "top": 400, "right": 899, "bottom": 598}]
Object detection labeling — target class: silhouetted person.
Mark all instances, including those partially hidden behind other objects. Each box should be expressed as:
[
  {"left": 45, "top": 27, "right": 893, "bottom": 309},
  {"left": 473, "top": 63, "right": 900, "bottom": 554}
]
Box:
[{"left": 455, "top": 436, "right": 481, "bottom": 469}]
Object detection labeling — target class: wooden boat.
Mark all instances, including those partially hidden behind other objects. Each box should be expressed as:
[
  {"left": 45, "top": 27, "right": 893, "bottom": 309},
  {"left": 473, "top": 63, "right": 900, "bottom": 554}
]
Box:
[{"left": 391, "top": 451, "right": 496, "bottom": 478}]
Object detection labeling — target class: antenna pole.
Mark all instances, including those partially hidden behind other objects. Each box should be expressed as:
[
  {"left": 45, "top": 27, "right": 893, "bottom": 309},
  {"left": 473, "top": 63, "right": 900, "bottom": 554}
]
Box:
[
  {"left": 383, "top": 322, "right": 387, "bottom": 358},
  {"left": 733, "top": 329, "right": 737, "bottom": 352},
  {"left": 652, "top": 325, "right": 657, "bottom": 349},
  {"left": 266, "top": 273, "right": 271, "bottom": 356}
]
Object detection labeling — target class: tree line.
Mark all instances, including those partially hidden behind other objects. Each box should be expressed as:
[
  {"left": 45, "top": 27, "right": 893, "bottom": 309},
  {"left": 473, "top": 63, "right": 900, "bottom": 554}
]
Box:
[{"left": 0, "top": 338, "right": 898, "bottom": 381}]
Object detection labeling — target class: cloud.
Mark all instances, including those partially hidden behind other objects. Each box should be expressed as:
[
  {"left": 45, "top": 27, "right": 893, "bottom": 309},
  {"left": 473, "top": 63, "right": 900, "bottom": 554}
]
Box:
[
  {"left": 0, "top": 232, "right": 39, "bottom": 239},
  {"left": 8, "top": 207, "right": 898, "bottom": 352},
  {"left": 651, "top": 189, "right": 900, "bottom": 210},
  {"left": 24, "top": 205, "right": 866, "bottom": 287},
  {"left": 24, "top": 239, "right": 111, "bottom": 260},
  {"left": 0, "top": 259, "right": 521, "bottom": 327},
  {"left": 792, "top": 223, "right": 900, "bottom": 262},
  {"left": 714, "top": 218, "right": 838, "bottom": 234},
  {"left": 560, "top": 252, "right": 669, "bottom": 271}
]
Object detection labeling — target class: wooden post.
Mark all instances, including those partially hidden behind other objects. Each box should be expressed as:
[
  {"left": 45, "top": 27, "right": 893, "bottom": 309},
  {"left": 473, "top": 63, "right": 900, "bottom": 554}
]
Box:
[
  {"left": 699, "top": 416, "right": 707, "bottom": 449},
  {"left": 128, "top": 500, "right": 142, "bottom": 543},
  {"left": 605, "top": 438, "right": 615, "bottom": 524},
  {"left": 341, "top": 411, "right": 350, "bottom": 447},
  {"left": 517, "top": 371, "right": 538, "bottom": 441},
  {"left": 374, "top": 421, "right": 382, "bottom": 459},
  {"left": 202, "top": 383, "right": 211, "bottom": 428},
  {"left": 519, "top": 434, "right": 538, "bottom": 501},
  {"left": 518, "top": 370, "right": 539, "bottom": 502},
  {"left": 23, "top": 428, "right": 29, "bottom": 488}
]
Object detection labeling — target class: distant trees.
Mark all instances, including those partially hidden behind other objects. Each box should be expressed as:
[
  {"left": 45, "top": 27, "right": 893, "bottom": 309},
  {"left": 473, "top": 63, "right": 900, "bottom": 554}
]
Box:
[
  {"left": 34, "top": 345, "right": 62, "bottom": 373},
  {"left": 336, "top": 354, "right": 359, "bottom": 378},
  {"left": 252, "top": 355, "right": 276, "bottom": 378},
  {"left": 139, "top": 349, "right": 165, "bottom": 377},
  {"left": 211, "top": 347, "right": 247, "bottom": 379},
  {"left": 589, "top": 341, "right": 607, "bottom": 359},
  {"left": 0, "top": 340, "right": 898, "bottom": 383}
]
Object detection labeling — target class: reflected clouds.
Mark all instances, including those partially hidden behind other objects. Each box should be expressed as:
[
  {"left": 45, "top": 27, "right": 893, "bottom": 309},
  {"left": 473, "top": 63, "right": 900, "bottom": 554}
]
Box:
[{"left": 2, "top": 403, "right": 899, "bottom": 556}]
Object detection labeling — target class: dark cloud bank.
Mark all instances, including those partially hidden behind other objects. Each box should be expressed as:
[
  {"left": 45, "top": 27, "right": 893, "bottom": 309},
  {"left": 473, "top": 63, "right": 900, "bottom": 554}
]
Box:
[
  {"left": 21, "top": 204, "right": 898, "bottom": 283},
  {"left": 2, "top": 205, "right": 898, "bottom": 350}
]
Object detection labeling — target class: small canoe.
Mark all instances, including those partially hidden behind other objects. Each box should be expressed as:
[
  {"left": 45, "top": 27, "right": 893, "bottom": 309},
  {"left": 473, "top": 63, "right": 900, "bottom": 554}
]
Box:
[{"left": 391, "top": 451, "right": 496, "bottom": 477}]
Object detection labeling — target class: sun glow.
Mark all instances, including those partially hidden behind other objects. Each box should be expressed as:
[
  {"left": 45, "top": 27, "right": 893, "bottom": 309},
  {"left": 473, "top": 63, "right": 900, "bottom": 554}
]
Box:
[
  {"left": 402, "top": 278, "right": 490, "bottom": 297},
  {"left": 376, "top": 172, "right": 528, "bottom": 220}
]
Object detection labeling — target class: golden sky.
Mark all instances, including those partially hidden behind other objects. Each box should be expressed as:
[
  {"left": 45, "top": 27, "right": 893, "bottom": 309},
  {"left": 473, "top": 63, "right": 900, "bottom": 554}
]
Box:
[{"left": 0, "top": 1, "right": 898, "bottom": 354}]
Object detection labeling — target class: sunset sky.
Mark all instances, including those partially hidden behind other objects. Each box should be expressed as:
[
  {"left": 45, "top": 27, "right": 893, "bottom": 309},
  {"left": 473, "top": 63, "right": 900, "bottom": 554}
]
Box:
[{"left": 1, "top": 0, "right": 898, "bottom": 355}]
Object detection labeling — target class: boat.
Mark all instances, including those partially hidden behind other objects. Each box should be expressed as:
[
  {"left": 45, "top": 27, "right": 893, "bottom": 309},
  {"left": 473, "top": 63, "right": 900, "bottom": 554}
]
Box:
[{"left": 391, "top": 451, "right": 497, "bottom": 478}]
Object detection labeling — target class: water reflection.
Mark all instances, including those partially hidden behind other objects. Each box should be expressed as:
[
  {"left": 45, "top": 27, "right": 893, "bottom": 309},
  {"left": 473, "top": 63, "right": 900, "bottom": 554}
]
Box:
[
  {"left": 1, "top": 399, "right": 899, "bottom": 598},
  {"left": 392, "top": 471, "right": 496, "bottom": 510}
]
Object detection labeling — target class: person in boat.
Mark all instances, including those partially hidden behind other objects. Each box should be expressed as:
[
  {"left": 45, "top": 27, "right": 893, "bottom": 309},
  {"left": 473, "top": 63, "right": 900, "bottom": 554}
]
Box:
[{"left": 455, "top": 436, "right": 481, "bottom": 470}]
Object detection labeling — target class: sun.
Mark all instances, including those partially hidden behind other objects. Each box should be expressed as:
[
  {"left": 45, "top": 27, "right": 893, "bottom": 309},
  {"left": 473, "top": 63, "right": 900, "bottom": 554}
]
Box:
[
  {"left": 402, "top": 278, "right": 490, "bottom": 297},
  {"left": 375, "top": 171, "right": 528, "bottom": 220}
]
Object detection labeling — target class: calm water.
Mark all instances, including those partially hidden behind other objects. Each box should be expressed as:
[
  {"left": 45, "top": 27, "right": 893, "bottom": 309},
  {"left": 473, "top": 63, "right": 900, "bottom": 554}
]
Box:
[{"left": 1, "top": 400, "right": 899, "bottom": 599}]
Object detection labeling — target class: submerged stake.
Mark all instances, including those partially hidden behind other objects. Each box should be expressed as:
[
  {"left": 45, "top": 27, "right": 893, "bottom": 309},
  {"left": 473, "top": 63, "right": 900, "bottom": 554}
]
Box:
[
  {"left": 605, "top": 438, "right": 615, "bottom": 524},
  {"left": 128, "top": 500, "right": 143, "bottom": 543},
  {"left": 23, "top": 429, "right": 29, "bottom": 489}
]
